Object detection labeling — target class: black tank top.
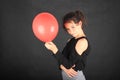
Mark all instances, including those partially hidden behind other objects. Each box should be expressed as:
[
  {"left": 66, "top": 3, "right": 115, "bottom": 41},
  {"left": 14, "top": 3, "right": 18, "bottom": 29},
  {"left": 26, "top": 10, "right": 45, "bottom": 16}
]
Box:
[{"left": 54, "top": 36, "right": 90, "bottom": 71}]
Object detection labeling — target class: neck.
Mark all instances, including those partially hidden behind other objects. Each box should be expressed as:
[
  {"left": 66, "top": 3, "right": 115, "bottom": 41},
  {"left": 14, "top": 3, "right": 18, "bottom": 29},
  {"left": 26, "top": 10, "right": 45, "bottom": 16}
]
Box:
[{"left": 75, "top": 29, "right": 86, "bottom": 39}]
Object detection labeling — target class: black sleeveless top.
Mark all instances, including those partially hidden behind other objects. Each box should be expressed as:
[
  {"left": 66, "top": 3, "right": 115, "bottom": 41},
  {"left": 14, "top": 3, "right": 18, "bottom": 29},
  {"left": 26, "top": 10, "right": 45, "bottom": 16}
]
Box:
[{"left": 54, "top": 36, "right": 90, "bottom": 71}]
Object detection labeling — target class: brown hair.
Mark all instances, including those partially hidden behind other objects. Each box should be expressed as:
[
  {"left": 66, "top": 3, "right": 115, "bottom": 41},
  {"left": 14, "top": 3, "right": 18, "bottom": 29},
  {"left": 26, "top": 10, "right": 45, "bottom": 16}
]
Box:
[{"left": 63, "top": 10, "right": 87, "bottom": 29}]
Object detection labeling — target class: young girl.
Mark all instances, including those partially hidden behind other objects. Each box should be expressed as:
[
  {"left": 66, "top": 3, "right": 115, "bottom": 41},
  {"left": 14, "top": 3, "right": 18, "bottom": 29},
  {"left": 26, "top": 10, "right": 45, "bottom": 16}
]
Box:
[{"left": 45, "top": 10, "right": 90, "bottom": 80}]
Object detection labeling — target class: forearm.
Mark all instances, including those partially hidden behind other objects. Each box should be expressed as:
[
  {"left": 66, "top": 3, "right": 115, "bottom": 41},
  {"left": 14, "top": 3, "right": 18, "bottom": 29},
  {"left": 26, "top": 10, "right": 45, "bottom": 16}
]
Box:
[
  {"left": 45, "top": 42, "right": 78, "bottom": 69},
  {"left": 54, "top": 51, "right": 78, "bottom": 69}
]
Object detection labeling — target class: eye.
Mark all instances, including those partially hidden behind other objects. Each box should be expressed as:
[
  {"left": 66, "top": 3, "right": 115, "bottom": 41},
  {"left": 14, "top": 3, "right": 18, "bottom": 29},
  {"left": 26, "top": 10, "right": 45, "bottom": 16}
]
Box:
[
  {"left": 71, "top": 26, "right": 75, "bottom": 28},
  {"left": 66, "top": 28, "right": 70, "bottom": 31}
]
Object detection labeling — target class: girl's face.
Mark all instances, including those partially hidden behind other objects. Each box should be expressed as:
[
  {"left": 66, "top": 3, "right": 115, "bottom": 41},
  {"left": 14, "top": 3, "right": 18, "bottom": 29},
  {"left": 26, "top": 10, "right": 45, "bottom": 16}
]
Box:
[{"left": 64, "top": 21, "right": 82, "bottom": 38}]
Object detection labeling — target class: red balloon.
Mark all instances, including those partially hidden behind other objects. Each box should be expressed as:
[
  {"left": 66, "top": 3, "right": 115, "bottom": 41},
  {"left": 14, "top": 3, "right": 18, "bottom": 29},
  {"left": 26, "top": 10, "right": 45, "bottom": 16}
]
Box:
[{"left": 32, "top": 12, "right": 59, "bottom": 42}]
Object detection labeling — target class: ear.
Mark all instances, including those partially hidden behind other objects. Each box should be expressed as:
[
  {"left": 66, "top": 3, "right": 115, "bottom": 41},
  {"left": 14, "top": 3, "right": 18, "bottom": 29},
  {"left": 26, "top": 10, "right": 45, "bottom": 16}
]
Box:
[{"left": 78, "top": 21, "right": 82, "bottom": 26}]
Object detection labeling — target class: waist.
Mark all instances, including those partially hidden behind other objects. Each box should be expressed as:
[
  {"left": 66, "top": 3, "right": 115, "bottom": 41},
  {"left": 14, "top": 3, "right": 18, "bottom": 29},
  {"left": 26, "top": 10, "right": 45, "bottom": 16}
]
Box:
[{"left": 73, "top": 63, "right": 85, "bottom": 71}]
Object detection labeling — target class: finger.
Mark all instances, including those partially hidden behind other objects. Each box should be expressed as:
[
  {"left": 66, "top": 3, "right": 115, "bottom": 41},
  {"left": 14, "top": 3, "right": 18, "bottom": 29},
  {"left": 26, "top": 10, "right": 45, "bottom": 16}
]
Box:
[
  {"left": 71, "top": 72, "right": 78, "bottom": 77},
  {"left": 70, "top": 69, "right": 78, "bottom": 76},
  {"left": 67, "top": 73, "right": 73, "bottom": 78},
  {"left": 71, "top": 72, "right": 77, "bottom": 77},
  {"left": 44, "top": 43, "right": 51, "bottom": 49},
  {"left": 68, "top": 72, "right": 76, "bottom": 78},
  {"left": 72, "top": 64, "right": 76, "bottom": 68},
  {"left": 45, "top": 42, "right": 52, "bottom": 46},
  {"left": 70, "top": 68, "right": 77, "bottom": 73},
  {"left": 65, "top": 71, "right": 73, "bottom": 78},
  {"left": 45, "top": 43, "right": 49, "bottom": 47},
  {"left": 44, "top": 43, "right": 47, "bottom": 47},
  {"left": 45, "top": 42, "right": 52, "bottom": 45},
  {"left": 68, "top": 75, "right": 72, "bottom": 78},
  {"left": 66, "top": 70, "right": 77, "bottom": 77}
]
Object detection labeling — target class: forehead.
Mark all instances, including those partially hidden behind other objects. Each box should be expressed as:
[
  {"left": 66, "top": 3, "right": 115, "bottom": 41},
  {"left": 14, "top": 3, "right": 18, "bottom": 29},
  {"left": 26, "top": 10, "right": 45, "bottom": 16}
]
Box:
[{"left": 64, "top": 21, "right": 76, "bottom": 27}]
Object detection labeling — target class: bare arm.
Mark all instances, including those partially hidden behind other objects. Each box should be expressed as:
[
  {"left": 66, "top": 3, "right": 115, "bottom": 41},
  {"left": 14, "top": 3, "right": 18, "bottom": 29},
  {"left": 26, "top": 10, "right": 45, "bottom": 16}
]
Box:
[
  {"left": 44, "top": 42, "right": 78, "bottom": 77},
  {"left": 44, "top": 42, "right": 58, "bottom": 54},
  {"left": 45, "top": 42, "right": 75, "bottom": 69},
  {"left": 75, "top": 38, "right": 88, "bottom": 55}
]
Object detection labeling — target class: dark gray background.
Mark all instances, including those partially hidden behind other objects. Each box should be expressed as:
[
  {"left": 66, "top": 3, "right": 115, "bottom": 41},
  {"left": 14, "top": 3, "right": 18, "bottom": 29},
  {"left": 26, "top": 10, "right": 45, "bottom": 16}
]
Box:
[{"left": 0, "top": 0, "right": 120, "bottom": 80}]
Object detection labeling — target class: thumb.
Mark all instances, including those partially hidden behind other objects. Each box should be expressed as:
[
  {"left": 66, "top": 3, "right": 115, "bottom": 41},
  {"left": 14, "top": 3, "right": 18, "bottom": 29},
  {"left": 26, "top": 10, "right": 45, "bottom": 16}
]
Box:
[{"left": 72, "top": 64, "right": 75, "bottom": 68}]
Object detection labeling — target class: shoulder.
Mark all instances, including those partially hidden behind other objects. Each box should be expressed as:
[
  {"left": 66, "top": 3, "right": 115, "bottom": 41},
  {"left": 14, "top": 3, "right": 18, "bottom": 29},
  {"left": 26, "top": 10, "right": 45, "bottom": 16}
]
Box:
[{"left": 75, "top": 38, "right": 88, "bottom": 55}]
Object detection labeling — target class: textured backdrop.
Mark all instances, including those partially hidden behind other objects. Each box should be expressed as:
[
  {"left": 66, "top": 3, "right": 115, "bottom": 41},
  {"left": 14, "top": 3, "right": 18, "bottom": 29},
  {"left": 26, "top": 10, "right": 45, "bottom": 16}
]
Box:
[{"left": 0, "top": 0, "right": 120, "bottom": 80}]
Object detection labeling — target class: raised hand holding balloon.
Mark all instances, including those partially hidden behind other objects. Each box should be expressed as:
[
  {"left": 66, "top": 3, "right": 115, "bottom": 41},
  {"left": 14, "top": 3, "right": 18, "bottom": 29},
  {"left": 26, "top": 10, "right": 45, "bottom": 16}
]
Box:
[{"left": 32, "top": 12, "right": 59, "bottom": 42}]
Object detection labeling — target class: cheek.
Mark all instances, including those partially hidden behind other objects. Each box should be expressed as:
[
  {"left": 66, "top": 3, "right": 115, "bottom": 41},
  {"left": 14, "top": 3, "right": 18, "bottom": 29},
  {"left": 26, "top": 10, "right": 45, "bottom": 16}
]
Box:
[
  {"left": 77, "top": 26, "right": 81, "bottom": 30},
  {"left": 75, "top": 27, "right": 80, "bottom": 33},
  {"left": 75, "top": 29, "right": 79, "bottom": 33},
  {"left": 67, "top": 30, "right": 71, "bottom": 34}
]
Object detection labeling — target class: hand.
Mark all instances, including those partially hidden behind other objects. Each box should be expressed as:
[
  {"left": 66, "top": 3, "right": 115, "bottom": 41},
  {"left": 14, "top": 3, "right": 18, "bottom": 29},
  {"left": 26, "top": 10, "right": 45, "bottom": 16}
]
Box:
[
  {"left": 44, "top": 42, "right": 58, "bottom": 54},
  {"left": 65, "top": 68, "right": 78, "bottom": 78},
  {"left": 60, "top": 65, "right": 77, "bottom": 78}
]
